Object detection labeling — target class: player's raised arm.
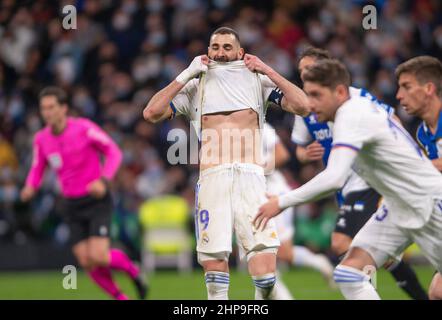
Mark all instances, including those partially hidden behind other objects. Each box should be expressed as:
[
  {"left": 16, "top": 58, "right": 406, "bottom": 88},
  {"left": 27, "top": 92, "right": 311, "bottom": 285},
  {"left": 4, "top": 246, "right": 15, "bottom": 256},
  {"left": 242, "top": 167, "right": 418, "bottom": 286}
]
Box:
[
  {"left": 143, "top": 55, "right": 209, "bottom": 123},
  {"left": 244, "top": 53, "right": 309, "bottom": 116}
]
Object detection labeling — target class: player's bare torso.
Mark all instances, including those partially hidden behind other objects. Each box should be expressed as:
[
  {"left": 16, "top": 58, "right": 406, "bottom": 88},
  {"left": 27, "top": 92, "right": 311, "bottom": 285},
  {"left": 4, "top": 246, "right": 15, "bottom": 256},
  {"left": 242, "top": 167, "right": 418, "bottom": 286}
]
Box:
[{"left": 199, "top": 108, "right": 262, "bottom": 171}]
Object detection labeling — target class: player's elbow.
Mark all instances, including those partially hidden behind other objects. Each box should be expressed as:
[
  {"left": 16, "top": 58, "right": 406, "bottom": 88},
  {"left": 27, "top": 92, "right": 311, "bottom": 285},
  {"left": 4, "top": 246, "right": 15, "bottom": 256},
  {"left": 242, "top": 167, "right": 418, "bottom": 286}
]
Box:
[
  {"left": 143, "top": 104, "right": 163, "bottom": 123},
  {"left": 324, "top": 169, "right": 348, "bottom": 191},
  {"left": 330, "top": 174, "right": 347, "bottom": 191}
]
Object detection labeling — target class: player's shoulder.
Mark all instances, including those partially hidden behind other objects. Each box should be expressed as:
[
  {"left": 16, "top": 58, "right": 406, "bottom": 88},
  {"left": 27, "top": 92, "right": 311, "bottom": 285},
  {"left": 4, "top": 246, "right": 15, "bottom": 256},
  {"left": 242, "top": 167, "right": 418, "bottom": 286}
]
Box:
[
  {"left": 338, "top": 95, "right": 371, "bottom": 118},
  {"left": 34, "top": 127, "right": 49, "bottom": 142},
  {"left": 72, "top": 116, "right": 99, "bottom": 129},
  {"left": 335, "top": 97, "right": 377, "bottom": 132},
  {"left": 348, "top": 86, "right": 362, "bottom": 97}
]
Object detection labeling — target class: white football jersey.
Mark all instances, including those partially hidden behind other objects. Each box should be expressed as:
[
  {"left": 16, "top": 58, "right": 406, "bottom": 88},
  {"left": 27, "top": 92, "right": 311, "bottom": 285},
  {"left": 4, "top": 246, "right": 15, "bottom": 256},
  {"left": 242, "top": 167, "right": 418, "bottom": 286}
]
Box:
[
  {"left": 170, "top": 61, "right": 281, "bottom": 139},
  {"left": 290, "top": 86, "right": 397, "bottom": 197},
  {"left": 291, "top": 116, "right": 369, "bottom": 198},
  {"left": 262, "top": 123, "right": 291, "bottom": 194},
  {"left": 333, "top": 96, "right": 442, "bottom": 228}
]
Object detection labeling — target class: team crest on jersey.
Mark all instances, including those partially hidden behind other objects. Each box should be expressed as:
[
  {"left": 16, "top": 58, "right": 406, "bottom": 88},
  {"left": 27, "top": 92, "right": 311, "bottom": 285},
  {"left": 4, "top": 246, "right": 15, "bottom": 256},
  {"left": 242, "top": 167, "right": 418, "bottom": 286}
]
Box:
[
  {"left": 48, "top": 153, "right": 63, "bottom": 169},
  {"left": 201, "top": 232, "right": 209, "bottom": 244},
  {"left": 308, "top": 114, "right": 317, "bottom": 124}
]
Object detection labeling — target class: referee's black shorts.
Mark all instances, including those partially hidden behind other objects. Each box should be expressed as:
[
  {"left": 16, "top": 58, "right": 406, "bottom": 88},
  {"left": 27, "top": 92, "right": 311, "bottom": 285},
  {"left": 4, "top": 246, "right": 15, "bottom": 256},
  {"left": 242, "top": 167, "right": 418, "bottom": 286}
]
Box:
[
  {"left": 62, "top": 192, "right": 113, "bottom": 246},
  {"left": 334, "top": 188, "right": 382, "bottom": 239}
]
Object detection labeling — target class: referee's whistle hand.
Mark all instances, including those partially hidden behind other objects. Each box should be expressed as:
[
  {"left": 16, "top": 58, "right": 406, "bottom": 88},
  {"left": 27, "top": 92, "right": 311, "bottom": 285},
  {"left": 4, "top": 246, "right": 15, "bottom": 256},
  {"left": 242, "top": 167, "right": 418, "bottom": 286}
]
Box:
[
  {"left": 87, "top": 179, "right": 107, "bottom": 199},
  {"left": 253, "top": 194, "right": 281, "bottom": 231},
  {"left": 20, "top": 186, "right": 35, "bottom": 202}
]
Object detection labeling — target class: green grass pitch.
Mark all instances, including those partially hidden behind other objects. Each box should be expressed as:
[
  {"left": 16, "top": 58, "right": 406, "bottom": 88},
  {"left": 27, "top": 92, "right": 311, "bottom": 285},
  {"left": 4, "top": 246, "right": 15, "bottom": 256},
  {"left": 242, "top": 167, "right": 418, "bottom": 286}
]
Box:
[{"left": 0, "top": 265, "right": 434, "bottom": 300}]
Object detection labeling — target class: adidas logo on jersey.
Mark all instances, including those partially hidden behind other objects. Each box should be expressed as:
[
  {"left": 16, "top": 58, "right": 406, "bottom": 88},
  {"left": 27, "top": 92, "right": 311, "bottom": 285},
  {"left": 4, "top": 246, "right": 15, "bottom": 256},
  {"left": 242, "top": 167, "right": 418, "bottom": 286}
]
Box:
[{"left": 337, "top": 218, "right": 346, "bottom": 228}]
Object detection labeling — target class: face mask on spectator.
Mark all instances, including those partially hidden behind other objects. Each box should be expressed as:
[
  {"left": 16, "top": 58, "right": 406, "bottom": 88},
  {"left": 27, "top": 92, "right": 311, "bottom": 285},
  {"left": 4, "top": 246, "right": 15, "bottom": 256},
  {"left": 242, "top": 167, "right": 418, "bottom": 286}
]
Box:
[
  {"left": 378, "top": 79, "right": 394, "bottom": 95},
  {"left": 113, "top": 13, "right": 130, "bottom": 31},
  {"left": 309, "top": 26, "right": 327, "bottom": 44}
]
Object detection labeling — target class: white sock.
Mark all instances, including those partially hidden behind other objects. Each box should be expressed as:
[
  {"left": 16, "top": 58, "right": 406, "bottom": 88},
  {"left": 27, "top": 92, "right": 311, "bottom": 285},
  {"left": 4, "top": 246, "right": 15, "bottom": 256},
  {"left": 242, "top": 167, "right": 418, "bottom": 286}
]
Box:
[
  {"left": 205, "top": 271, "right": 229, "bottom": 300},
  {"left": 253, "top": 273, "right": 276, "bottom": 300},
  {"left": 273, "top": 271, "right": 294, "bottom": 300},
  {"left": 292, "top": 246, "right": 322, "bottom": 270},
  {"left": 334, "top": 265, "right": 381, "bottom": 300}
]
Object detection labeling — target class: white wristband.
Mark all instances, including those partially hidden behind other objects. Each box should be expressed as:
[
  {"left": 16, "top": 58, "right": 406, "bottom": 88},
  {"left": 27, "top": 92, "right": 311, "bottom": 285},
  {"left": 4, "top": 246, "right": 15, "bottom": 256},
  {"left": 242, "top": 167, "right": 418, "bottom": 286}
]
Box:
[{"left": 175, "top": 69, "right": 192, "bottom": 85}]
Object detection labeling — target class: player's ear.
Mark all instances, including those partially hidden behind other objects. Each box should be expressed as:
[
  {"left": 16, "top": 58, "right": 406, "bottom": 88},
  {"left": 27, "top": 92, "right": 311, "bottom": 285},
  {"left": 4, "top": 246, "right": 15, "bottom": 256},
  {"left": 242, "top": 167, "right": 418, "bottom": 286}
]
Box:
[
  {"left": 336, "top": 84, "right": 347, "bottom": 97},
  {"left": 335, "top": 84, "right": 348, "bottom": 100},
  {"left": 425, "top": 82, "right": 436, "bottom": 97},
  {"left": 238, "top": 47, "right": 245, "bottom": 60}
]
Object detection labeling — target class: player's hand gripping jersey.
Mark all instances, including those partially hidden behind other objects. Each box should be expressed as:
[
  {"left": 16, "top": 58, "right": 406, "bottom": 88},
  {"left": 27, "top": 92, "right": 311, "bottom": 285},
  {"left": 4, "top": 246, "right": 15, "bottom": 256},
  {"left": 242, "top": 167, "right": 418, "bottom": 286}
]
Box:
[{"left": 169, "top": 60, "right": 284, "bottom": 138}]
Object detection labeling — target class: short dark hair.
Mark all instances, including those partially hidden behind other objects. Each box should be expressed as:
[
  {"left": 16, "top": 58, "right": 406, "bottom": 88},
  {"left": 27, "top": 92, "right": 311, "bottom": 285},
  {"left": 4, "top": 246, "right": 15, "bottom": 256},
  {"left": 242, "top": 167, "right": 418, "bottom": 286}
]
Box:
[
  {"left": 395, "top": 56, "right": 442, "bottom": 97},
  {"left": 211, "top": 27, "right": 241, "bottom": 45},
  {"left": 299, "top": 46, "right": 331, "bottom": 62},
  {"left": 39, "top": 86, "right": 68, "bottom": 105},
  {"left": 303, "top": 59, "right": 351, "bottom": 89}
]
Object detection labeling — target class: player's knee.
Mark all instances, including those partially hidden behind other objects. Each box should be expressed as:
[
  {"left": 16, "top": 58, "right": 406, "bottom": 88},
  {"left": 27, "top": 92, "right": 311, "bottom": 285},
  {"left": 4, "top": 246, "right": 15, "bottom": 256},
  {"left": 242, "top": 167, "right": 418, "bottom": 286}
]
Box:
[
  {"left": 88, "top": 251, "right": 109, "bottom": 268},
  {"left": 428, "top": 286, "right": 442, "bottom": 300},
  {"left": 429, "top": 287, "right": 442, "bottom": 300},
  {"left": 429, "top": 275, "right": 442, "bottom": 300},
  {"left": 248, "top": 251, "right": 277, "bottom": 276},
  {"left": 74, "top": 252, "right": 91, "bottom": 269}
]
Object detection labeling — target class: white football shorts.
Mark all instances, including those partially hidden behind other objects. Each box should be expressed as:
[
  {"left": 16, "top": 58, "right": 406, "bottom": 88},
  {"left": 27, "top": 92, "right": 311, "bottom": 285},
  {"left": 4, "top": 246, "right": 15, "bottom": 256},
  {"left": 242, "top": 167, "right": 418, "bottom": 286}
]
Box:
[
  {"left": 195, "top": 163, "right": 280, "bottom": 263},
  {"left": 351, "top": 197, "right": 442, "bottom": 273}
]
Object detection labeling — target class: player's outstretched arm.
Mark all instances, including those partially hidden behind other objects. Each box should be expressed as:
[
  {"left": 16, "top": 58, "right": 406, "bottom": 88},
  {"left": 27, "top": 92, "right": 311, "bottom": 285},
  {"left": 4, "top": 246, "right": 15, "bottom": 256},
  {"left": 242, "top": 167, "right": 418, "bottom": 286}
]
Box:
[
  {"left": 254, "top": 146, "right": 356, "bottom": 230},
  {"left": 243, "top": 53, "right": 309, "bottom": 116},
  {"left": 143, "top": 55, "right": 209, "bottom": 123}
]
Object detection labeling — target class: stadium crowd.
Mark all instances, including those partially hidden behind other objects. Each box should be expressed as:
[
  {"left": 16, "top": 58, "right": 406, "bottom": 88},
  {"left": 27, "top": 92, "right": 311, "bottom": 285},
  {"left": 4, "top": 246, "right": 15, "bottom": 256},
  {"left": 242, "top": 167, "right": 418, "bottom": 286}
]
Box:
[{"left": 0, "top": 0, "right": 441, "bottom": 258}]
